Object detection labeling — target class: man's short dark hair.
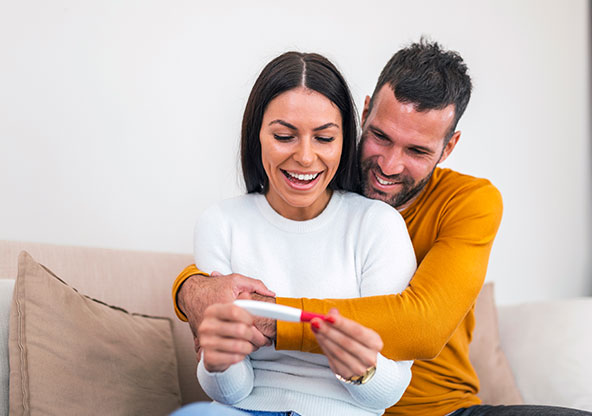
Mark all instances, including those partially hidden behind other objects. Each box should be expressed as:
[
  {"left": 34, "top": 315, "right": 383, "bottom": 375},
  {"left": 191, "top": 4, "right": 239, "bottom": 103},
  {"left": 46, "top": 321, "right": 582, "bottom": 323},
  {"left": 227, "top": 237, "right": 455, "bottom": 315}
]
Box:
[{"left": 369, "top": 37, "right": 472, "bottom": 141}]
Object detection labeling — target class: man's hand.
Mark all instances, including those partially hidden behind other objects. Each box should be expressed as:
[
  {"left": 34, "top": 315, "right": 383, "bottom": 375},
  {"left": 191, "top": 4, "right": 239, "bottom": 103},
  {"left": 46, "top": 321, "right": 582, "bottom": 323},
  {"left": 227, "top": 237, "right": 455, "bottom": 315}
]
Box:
[
  {"left": 237, "top": 291, "right": 277, "bottom": 341},
  {"left": 177, "top": 271, "right": 275, "bottom": 355}
]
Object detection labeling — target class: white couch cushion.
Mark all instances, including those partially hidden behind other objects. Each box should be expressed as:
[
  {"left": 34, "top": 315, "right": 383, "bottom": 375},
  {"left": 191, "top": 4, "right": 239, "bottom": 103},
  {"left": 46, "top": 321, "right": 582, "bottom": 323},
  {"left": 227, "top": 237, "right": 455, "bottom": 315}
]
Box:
[
  {"left": 0, "top": 279, "right": 15, "bottom": 416},
  {"left": 498, "top": 298, "right": 592, "bottom": 411}
]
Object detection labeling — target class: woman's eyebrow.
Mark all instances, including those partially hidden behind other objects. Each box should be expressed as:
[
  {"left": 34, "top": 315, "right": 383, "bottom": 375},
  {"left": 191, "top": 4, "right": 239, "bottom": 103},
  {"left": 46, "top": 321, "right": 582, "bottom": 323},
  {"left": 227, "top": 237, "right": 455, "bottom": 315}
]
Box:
[
  {"left": 313, "top": 122, "right": 339, "bottom": 131},
  {"left": 269, "top": 120, "right": 340, "bottom": 132},
  {"left": 269, "top": 120, "right": 297, "bottom": 130}
]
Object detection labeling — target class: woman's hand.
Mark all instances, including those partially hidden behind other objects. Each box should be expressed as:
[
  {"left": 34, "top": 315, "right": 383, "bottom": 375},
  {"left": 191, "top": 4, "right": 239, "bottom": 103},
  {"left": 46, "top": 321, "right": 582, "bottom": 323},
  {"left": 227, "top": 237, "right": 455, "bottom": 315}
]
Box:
[
  {"left": 198, "top": 303, "right": 269, "bottom": 373},
  {"left": 310, "top": 308, "right": 383, "bottom": 381}
]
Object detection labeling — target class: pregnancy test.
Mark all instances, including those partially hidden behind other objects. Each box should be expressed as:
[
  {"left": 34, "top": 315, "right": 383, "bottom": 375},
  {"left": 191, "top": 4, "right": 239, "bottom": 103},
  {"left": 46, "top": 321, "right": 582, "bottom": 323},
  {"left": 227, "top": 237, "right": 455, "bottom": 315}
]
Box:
[{"left": 234, "top": 300, "right": 328, "bottom": 322}]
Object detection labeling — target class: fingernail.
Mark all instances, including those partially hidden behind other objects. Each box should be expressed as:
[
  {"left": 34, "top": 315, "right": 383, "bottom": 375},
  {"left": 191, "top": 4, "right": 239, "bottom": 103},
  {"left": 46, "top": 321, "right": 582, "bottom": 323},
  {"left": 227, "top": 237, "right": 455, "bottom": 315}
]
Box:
[
  {"left": 311, "top": 321, "right": 320, "bottom": 331},
  {"left": 326, "top": 316, "right": 336, "bottom": 324}
]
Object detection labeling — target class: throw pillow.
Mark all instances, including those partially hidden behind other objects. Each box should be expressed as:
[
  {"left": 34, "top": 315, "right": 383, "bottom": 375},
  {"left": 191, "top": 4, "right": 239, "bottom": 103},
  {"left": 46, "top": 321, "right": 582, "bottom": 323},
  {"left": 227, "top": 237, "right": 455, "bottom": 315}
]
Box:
[
  {"left": 470, "top": 282, "right": 523, "bottom": 405},
  {"left": 9, "top": 252, "right": 182, "bottom": 416}
]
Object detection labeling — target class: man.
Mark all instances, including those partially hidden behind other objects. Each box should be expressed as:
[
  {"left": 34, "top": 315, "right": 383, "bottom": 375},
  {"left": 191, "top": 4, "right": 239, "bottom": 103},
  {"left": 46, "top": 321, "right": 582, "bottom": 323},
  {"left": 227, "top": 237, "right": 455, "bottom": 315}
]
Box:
[{"left": 172, "top": 39, "right": 589, "bottom": 416}]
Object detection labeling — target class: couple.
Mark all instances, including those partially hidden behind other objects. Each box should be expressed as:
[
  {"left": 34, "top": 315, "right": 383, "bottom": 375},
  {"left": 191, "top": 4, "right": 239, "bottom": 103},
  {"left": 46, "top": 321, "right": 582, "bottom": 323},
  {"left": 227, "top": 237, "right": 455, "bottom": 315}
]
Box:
[{"left": 172, "top": 40, "right": 589, "bottom": 416}]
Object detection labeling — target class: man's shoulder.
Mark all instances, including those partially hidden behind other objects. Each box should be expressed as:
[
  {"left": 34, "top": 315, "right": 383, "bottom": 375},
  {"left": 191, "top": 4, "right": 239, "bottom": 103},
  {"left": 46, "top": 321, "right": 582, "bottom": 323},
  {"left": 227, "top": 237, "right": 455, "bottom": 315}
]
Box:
[
  {"left": 431, "top": 168, "right": 501, "bottom": 201},
  {"left": 424, "top": 168, "right": 503, "bottom": 220}
]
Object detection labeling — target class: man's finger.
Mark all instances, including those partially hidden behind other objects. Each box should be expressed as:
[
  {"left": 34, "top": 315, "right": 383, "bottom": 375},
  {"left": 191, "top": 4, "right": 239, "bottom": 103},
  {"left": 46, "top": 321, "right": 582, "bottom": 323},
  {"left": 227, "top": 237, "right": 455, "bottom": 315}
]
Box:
[{"left": 232, "top": 274, "right": 276, "bottom": 297}]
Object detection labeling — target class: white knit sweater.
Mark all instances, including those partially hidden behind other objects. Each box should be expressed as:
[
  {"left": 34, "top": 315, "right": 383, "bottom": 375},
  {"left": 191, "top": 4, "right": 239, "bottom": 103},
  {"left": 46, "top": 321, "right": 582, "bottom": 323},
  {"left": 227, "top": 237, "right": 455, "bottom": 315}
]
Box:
[{"left": 194, "top": 191, "right": 416, "bottom": 416}]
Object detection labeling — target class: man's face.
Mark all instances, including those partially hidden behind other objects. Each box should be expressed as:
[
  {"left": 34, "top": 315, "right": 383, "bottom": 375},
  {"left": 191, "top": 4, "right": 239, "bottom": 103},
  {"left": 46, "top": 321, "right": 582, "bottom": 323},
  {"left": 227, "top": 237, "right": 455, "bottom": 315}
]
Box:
[{"left": 359, "top": 85, "right": 460, "bottom": 210}]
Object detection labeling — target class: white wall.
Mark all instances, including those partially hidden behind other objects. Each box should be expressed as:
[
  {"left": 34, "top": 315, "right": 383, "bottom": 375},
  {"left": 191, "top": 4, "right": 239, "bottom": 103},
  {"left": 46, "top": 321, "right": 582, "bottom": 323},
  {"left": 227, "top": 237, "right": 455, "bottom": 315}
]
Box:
[{"left": 0, "top": 0, "right": 589, "bottom": 305}]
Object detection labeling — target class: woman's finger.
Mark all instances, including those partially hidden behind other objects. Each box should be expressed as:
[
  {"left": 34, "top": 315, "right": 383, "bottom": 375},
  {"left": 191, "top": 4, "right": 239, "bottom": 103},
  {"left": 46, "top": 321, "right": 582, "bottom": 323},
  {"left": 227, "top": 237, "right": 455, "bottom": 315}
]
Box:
[
  {"left": 313, "top": 321, "right": 377, "bottom": 378},
  {"left": 200, "top": 333, "right": 255, "bottom": 356},
  {"left": 324, "top": 309, "right": 383, "bottom": 352}
]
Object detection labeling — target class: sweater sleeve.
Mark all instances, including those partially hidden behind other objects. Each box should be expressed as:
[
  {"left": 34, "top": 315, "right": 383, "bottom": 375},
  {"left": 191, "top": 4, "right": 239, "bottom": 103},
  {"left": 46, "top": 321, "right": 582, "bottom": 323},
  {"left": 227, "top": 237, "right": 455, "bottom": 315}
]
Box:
[
  {"left": 276, "top": 183, "right": 503, "bottom": 360},
  {"left": 197, "top": 355, "right": 254, "bottom": 404}
]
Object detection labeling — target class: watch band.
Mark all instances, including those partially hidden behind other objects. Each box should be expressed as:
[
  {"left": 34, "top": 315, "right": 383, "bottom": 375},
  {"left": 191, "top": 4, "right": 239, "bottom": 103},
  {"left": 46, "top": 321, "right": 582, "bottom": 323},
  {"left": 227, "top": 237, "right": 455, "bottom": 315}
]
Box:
[{"left": 335, "top": 365, "right": 376, "bottom": 385}]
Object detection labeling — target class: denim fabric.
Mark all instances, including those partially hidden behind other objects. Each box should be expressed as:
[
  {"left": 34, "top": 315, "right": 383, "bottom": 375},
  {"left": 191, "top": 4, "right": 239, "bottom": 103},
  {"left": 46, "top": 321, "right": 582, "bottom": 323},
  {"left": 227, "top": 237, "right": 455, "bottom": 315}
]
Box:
[
  {"left": 170, "top": 402, "right": 248, "bottom": 416},
  {"left": 450, "top": 404, "right": 592, "bottom": 416},
  {"left": 237, "top": 408, "right": 301, "bottom": 416},
  {"left": 169, "top": 403, "right": 302, "bottom": 416}
]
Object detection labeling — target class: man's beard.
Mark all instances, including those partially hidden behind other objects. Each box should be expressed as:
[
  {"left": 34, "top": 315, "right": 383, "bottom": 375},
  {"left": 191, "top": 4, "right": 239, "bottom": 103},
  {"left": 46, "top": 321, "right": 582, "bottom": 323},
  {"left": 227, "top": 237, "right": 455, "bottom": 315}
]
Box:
[{"left": 360, "top": 159, "right": 436, "bottom": 209}]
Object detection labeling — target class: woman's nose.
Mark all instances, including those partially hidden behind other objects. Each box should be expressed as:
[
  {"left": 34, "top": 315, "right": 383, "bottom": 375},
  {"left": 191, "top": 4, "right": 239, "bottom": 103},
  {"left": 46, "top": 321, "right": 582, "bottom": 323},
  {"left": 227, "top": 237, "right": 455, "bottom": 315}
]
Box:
[{"left": 293, "top": 138, "right": 315, "bottom": 166}]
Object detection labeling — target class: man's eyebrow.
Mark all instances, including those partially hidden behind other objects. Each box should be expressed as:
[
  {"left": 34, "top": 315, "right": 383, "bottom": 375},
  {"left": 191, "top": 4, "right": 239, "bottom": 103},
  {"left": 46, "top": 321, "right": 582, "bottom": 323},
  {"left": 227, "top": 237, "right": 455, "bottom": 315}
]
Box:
[
  {"left": 370, "top": 125, "right": 435, "bottom": 154},
  {"left": 369, "top": 125, "right": 391, "bottom": 139}
]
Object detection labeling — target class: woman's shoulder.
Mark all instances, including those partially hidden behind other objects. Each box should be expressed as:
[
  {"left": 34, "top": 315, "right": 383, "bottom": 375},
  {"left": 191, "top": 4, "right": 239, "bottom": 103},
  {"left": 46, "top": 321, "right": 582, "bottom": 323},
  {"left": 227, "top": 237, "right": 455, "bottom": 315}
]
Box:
[
  {"left": 201, "top": 194, "right": 259, "bottom": 214},
  {"left": 338, "top": 191, "right": 403, "bottom": 222},
  {"left": 196, "top": 194, "right": 261, "bottom": 226}
]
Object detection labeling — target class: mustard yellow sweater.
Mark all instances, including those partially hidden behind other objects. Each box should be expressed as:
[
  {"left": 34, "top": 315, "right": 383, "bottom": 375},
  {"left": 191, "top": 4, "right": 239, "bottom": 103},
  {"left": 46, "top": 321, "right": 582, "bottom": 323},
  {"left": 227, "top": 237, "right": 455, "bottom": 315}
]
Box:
[{"left": 173, "top": 168, "right": 503, "bottom": 416}]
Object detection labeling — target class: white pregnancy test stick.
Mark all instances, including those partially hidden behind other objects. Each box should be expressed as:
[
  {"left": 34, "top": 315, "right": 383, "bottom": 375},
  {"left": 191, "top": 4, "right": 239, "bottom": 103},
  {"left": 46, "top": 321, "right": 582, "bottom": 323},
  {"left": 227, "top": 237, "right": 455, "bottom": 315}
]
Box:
[{"left": 234, "top": 300, "right": 328, "bottom": 323}]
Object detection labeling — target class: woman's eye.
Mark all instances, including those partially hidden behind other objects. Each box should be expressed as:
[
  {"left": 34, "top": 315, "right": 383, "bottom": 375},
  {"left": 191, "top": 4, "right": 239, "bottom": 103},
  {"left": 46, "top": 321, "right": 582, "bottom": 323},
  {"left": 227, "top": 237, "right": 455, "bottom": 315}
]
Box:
[
  {"left": 316, "top": 136, "right": 334, "bottom": 143},
  {"left": 273, "top": 134, "right": 293, "bottom": 141}
]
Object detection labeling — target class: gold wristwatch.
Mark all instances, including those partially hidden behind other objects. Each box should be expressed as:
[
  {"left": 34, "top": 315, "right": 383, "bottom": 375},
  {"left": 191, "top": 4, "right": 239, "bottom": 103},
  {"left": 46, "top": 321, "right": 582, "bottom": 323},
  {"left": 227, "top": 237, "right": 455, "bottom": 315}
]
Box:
[{"left": 335, "top": 365, "right": 376, "bottom": 385}]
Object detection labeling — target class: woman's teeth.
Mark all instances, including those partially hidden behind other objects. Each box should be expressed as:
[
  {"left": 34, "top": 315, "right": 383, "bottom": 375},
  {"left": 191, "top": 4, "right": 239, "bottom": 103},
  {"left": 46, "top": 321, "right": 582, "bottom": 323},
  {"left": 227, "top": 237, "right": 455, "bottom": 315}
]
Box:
[{"left": 286, "top": 171, "right": 320, "bottom": 181}]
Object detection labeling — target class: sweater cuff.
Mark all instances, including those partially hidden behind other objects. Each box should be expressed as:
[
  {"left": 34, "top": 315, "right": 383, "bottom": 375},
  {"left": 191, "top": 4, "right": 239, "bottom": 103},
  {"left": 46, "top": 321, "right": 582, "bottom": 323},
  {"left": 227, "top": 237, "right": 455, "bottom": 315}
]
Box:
[
  {"left": 275, "top": 297, "right": 305, "bottom": 351},
  {"left": 340, "top": 353, "right": 412, "bottom": 410},
  {"left": 172, "top": 264, "right": 208, "bottom": 321},
  {"left": 197, "top": 356, "right": 253, "bottom": 404}
]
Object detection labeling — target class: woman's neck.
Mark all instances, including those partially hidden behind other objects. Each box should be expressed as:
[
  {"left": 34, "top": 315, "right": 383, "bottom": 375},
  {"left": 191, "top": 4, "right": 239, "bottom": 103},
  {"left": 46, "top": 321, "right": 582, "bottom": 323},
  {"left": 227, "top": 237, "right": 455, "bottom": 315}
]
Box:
[{"left": 264, "top": 189, "right": 333, "bottom": 221}]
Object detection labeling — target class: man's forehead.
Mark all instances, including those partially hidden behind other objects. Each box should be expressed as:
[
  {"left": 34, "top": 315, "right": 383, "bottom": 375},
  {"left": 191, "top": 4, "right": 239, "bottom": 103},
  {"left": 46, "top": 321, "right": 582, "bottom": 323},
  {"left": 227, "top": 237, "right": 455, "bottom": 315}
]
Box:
[{"left": 371, "top": 86, "right": 455, "bottom": 137}]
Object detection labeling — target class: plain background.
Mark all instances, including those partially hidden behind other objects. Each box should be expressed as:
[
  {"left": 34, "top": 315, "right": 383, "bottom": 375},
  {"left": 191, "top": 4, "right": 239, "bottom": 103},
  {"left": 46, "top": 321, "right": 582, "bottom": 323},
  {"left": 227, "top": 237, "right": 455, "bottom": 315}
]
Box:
[{"left": 0, "top": 0, "right": 590, "bottom": 305}]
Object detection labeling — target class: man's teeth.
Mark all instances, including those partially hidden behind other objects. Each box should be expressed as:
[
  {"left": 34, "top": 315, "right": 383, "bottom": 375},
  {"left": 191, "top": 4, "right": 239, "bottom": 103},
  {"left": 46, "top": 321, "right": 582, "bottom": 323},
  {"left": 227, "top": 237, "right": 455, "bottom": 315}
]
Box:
[
  {"left": 287, "top": 171, "right": 319, "bottom": 181},
  {"left": 376, "top": 176, "right": 397, "bottom": 186}
]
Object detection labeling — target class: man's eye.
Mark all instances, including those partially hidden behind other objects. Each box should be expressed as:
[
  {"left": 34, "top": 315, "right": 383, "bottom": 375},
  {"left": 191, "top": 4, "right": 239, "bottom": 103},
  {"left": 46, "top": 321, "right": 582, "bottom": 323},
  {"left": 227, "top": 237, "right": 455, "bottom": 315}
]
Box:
[
  {"left": 373, "top": 132, "right": 388, "bottom": 141},
  {"left": 410, "top": 148, "right": 427, "bottom": 155},
  {"left": 316, "top": 136, "right": 334, "bottom": 143},
  {"left": 273, "top": 134, "right": 293, "bottom": 141}
]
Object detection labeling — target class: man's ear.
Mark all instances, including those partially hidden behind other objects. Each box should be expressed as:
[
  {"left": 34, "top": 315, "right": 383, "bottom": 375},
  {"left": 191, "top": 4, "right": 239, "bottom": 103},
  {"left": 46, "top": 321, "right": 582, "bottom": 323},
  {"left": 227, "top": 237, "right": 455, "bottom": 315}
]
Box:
[
  {"left": 361, "top": 95, "right": 371, "bottom": 125},
  {"left": 438, "top": 131, "right": 461, "bottom": 164}
]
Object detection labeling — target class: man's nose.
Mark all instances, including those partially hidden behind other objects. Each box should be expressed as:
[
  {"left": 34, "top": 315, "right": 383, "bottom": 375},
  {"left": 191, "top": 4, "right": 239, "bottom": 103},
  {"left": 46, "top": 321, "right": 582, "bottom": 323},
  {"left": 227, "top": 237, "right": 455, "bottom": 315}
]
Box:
[
  {"left": 293, "top": 138, "right": 315, "bottom": 166},
  {"left": 379, "top": 147, "right": 405, "bottom": 176}
]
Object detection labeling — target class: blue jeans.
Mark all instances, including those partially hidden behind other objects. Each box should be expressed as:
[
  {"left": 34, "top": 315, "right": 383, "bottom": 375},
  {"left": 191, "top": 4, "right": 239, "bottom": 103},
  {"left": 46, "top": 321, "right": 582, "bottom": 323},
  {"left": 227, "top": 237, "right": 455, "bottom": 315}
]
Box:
[
  {"left": 170, "top": 402, "right": 301, "bottom": 416},
  {"left": 450, "top": 405, "right": 592, "bottom": 415}
]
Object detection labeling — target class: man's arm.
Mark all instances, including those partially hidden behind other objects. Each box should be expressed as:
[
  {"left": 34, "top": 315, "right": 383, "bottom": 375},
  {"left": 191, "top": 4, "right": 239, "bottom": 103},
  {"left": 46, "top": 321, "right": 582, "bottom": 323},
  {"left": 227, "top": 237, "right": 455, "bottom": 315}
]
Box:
[
  {"left": 276, "top": 183, "right": 503, "bottom": 361},
  {"left": 173, "top": 267, "right": 276, "bottom": 347}
]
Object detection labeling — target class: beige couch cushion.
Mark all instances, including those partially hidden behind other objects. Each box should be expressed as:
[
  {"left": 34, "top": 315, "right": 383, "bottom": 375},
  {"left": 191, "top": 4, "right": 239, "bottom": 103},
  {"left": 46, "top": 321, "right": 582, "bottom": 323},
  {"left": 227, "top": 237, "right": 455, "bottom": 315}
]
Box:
[
  {"left": 470, "top": 283, "right": 523, "bottom": 405},
  {"left": 0, "top": 240, "right": 205, "bottom": 404},
  {"left": 10, "top": 252, "right": 182, "bottom": 415}
]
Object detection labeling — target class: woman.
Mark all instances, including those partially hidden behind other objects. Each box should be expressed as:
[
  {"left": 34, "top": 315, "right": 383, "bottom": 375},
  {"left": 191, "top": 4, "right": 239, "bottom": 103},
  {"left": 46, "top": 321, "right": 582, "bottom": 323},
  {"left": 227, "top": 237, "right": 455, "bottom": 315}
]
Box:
[{"left": 192, "top": 52, "right": 416, "bottom": 416}]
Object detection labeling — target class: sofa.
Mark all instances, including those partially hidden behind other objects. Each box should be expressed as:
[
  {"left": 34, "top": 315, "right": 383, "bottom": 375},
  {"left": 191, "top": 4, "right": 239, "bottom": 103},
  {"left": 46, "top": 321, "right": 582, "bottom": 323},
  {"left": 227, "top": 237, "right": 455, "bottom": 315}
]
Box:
[{"left": 0, "top": 240, "right": 591, "bottom": 415}]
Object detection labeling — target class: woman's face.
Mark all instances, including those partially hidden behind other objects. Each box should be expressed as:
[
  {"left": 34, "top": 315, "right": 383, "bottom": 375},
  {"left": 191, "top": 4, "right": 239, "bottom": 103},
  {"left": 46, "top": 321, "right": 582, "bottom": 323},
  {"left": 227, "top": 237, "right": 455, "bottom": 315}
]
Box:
[{"left": 260, "top": 87, "right": 343, "bottom": 221}]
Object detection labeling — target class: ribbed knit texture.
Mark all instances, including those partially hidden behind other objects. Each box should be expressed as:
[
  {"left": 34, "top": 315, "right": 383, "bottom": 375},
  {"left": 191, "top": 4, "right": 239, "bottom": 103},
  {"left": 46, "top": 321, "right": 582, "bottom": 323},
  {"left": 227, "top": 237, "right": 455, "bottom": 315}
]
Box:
[{"left": 194, "top": 191, "right": 416, "bottom": 416}]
